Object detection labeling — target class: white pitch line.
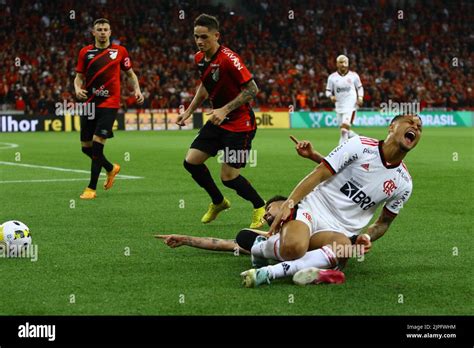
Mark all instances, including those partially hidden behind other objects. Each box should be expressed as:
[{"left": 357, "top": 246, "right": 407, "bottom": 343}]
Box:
[
  {"left": 0, "top": 161, "right": 143, "bottom": 179},
  {"left": 0, "top": 177, "right": 139, "bottom": 184},
  {"left": 0, "top": 142, "right": 19, "bottom": 149}
]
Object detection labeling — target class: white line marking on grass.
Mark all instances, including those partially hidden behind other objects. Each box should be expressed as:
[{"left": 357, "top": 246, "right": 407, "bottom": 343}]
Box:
[
  {"left": 0, "top": 178, "right": 140, "bottom": 184},
  {"left": 0, "top": 142, "right": 19, "bottom": 149},
  {"left": 0, "top": 161, "right": 144, "bottom": 182}
]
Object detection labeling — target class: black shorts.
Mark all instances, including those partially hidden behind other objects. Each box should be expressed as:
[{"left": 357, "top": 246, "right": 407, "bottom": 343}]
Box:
[
  {"left": 190, "top": 122, "right": 256, "bottom": 169},
  {"left": 80, "top": 108, "right": 118, "bottom": 141}
]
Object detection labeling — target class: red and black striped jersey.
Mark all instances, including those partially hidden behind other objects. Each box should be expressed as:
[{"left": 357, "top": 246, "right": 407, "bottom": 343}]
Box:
[
  {"left": 76, "top": 44, "right": 132, "bottom": 109},
  {"left": 195, "top": 45, "right": 255, "bottom": 132}
]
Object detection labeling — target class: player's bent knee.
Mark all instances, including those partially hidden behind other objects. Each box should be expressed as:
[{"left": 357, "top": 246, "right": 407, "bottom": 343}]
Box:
[{"left": 280, "top": 242, "right": 306, "bottom": 260}]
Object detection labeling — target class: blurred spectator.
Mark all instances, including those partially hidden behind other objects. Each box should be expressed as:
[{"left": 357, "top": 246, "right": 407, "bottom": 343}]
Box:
[{"left": 0, "top": 0, "right": 472, "bottom": 113}]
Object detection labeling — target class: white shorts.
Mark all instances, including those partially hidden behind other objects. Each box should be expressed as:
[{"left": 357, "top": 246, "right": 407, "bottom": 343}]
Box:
[
  {"left": 293, "top": 199, "right": 357, "bottom": 239},
  {"left": 337, "top": 110, "right": 356, "bottom": 126}
]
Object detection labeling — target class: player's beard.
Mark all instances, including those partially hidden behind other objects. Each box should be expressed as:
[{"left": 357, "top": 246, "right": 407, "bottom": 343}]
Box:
[{"left": 265, "top": 215, "right": 274, "bottom": 226}]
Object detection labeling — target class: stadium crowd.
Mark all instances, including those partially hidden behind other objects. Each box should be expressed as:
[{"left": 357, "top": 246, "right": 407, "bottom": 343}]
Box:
[{"left": 0, "top": 0, "right": 472, "bottom": 114}]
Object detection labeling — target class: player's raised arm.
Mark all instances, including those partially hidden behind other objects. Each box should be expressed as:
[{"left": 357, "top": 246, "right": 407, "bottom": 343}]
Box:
[
  {"left": 125, "top": 68, "right": 144, "bottom": 104},
  {"left": 207, "top": 79, "right": 258, "bottom": 125},
  {"left": 74, "top": 73, "right": 88, "bottom": 101},
  {"left": 177, "top": 82, "right": 209, "bottom": 126},
  {"left": 290, "top": 135, "right": 323, "bottom": 163}
]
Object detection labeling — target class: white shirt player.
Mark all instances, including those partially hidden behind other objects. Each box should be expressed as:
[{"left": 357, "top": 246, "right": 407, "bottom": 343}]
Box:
[
  {"left": 300, "top": 135, "right": 412, "bottom": 236},
  {"left": 326, "top": 71, "right": 363, "bottom": 114}
]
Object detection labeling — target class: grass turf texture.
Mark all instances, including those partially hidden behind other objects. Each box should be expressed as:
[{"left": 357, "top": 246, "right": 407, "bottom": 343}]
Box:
[{"left": 0, "top": 128, "right": 472, "bottom": 315}]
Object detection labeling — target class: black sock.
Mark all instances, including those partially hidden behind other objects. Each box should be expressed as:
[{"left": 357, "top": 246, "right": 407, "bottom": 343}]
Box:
[
  {"left": 82, "top": 146, "right": 93, "bottom": 159},
  {"left": 222, "top": 175, "right": 265, "bottom": 208},
  {"left": 88, "top": 142, "right": 108, "bottom": 190},
  {"left": 82, "top": 146, "right": 113, "bottom": 172},
  {"left": 183, "top": 160, "right": 224, "bottom": 204}
]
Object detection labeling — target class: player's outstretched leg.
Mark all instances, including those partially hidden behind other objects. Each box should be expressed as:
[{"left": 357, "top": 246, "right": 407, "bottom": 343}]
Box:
[{"left": 221, "top": 164, "right": 265, "bottom": 228}]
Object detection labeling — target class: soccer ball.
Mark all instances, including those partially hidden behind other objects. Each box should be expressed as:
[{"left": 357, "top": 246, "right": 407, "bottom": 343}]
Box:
[{"left": 0, "top": 220, "right": 32, "bottom": 256}]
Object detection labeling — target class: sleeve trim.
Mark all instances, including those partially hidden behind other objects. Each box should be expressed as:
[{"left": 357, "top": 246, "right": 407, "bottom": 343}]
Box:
[
  {"left": 321, "top": 158, "right": 336, "bottom": 175},
  {"left": 383, "top": 206, "right": 398, "bottom": 217}
]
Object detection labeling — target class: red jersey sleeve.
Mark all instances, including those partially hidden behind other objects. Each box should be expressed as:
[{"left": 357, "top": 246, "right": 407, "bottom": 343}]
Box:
[
  {"left": 225, "top": 53, "right": 252, "bottom": 85},
  {"left": 75, "top": 47, "right": 88, "bottom": 74},
  {"left": 120, "top": 47, "right": 132, "bottom": 71}
]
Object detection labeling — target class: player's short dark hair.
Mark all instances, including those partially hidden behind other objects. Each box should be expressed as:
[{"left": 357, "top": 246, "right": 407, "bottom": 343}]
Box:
[
  {"left": 93, "top": 18, "right": 110, "bottom": 27},
  {"left": 390, "top": 114, "right": 422, "bottom": 126},
  {"left": 194, "top": 14, "right": 219, "bottom": 31},
  {"left": 265, "top": 195, "right": 287, "bottom": 209}
]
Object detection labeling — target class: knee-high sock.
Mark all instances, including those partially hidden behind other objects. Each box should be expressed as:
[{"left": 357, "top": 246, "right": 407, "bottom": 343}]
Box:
[
  {"left": 88, "top": 142, "right": 107, "bottom": 190},
  {"left": 339, "top": 128, "right": 349, "bottom": 145},
  {"left": 82, "top": 146, "right": 93, "bottom": 159},
  {"left": 82, "top": 146, "right": 113, "bottom": 172},
  {"left": 222, "top": 175, "right": 265, "bottom": 208},
  {"left": 251, "top": 234, "right": 284, "bottom": 261},
  {"left": 266, "top": 245, "right": 338, "bottom": 279},
  {"left": 183, "top": 161, "right": 224, "bottom": 204}
]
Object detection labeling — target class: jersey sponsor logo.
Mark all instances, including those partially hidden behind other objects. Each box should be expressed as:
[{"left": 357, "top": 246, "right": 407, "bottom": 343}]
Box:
[
  {"left": 302, "top": 212, "right": 312, "bottom": 222},
  {"left": 336, "top": 86, "right": 351, "bottom": 93},
  {"left": 109, "top": 49, "right": 118, "bottom": 60},
  {"left": 341, "top": 153, "right": 358, "bottom": 169},
  {"left": 396, "top": 167, "right": 411, "bottom": 183},
  {"left": 92, "top": 85, "right": 110, "bottom": 97},
  {"left": 383, "top": 179, "right": 397, "bottom": 196},
  {"left": 361, "top": 163, "right": 370, "bottom": 171},
  {"left": 340, "top": 181, "right": 376, "bottom": 210},
  {"left": 363, "top": 148, "right": 377, "bottom": 154},
  {"left": 222, "top": 47, "right": 243, "bottom": 71}
]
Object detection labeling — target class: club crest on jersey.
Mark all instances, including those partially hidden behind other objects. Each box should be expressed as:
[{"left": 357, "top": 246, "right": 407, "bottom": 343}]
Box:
[
  {"left": 383, "top": 179, "right": 397, "bottom": 196},
  {"left": 211, "top": 67, "right": 219, "bottom": 82},
  {"left": 109, "top": 49, "right": 118, "bottom": 60}
]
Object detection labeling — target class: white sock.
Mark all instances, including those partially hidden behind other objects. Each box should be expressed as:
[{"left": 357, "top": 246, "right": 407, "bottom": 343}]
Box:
[
  {"left": 339, "top": 128, "right": 349, "bottom": 145},
  {"left": 266, "top": 245, "right": 337, "bottom": 279},
  {"left": 251, "top": 234, "right": 283, "bottom": 261},
  {"left": 348, "top": 130, "right": 358, "bottom": 138}
]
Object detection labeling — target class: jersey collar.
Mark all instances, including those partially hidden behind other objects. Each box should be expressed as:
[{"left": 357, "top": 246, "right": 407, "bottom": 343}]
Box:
[{"left": 378, "top": 140, "right": 402, "bottom": 169}]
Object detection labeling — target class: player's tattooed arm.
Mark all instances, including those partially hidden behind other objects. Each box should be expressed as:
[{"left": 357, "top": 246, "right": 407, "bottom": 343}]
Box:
[
  {"left": 365, "top": 208, "right": 396, "bottom": 242},
  {"left": 125, "top": 69, "right": 144, "bottom": 104},
  {"left": 155, "top": 234, "right": 248, "bottom": 253},
  {"left": 224, "top": 79, "right": 259, "bottom": 113}
]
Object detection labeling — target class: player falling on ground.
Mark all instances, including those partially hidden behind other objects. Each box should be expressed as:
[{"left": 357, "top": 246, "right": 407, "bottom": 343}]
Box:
[
  {"left": 177, "top": 14, "right": 265, "bottom": 228},
  {"left": 241, "top": 114, "right": 422, "bottom": 287},
  {"left": 74, "top": 18, "right": 144, "bottom": 199},
  {"left": 155, "top": 194, "right": 347, "bottom": 285},
  {"left": 326, "top": 55, "right": 364, "bottom": 145}
]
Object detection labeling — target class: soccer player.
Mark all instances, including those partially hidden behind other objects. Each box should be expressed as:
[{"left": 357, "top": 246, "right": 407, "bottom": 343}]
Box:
[
  {"left": 326, "top": 55, "right": 364, "bottom": 145},
  {"left": 177, "top": 14, "right": 266, "bottom": 228},
  {"left": 241, "top": 114, "right": 422, "bottom": 287},
  {"left": 74, "top": 18, "right": 144, "bottom": 199}
]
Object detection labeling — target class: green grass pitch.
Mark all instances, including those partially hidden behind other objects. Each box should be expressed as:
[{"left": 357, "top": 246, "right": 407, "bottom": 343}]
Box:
[{"left": 0, "top": 127, "right": 472, "bottom": 315}]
